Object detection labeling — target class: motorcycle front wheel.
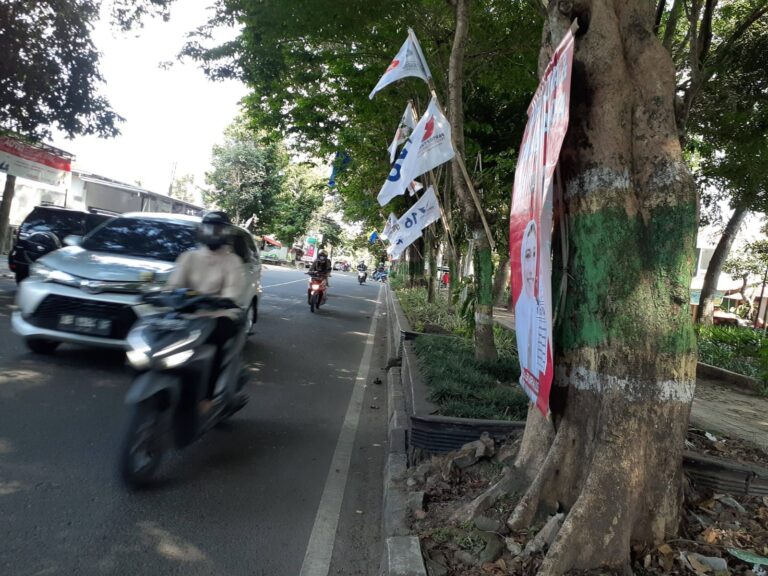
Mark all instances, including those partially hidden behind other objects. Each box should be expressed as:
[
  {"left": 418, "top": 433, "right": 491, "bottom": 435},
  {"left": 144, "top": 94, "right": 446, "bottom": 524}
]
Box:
[
  {"left": 120, "top": 399, "right": 166, "bottom": 489},
  {"left": 310, "top": 291, "right": 321, "bottom": 312}
]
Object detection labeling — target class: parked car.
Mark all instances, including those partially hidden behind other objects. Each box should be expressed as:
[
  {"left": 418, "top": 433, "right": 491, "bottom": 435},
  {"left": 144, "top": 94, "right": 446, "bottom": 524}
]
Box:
[
  {"left": 12, "top": 213, "right": 262, "bottom": 354},
  {"left": 8, "top": 205, "right": 117, "bottom": 283}
]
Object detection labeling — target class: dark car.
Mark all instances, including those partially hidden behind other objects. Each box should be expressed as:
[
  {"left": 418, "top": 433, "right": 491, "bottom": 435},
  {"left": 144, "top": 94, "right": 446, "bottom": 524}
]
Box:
[{"left": 8, "top": 205, "right": 116, "bottom": 283}]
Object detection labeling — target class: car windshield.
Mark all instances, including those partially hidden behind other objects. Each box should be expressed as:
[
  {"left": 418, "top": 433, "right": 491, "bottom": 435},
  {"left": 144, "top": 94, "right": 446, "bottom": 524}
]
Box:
[
  {"left": 81, "top": 217, "right": 198, "bottom": 262},
  {"left": 21, "top": 209, "right": 85, "bottom": 237}
]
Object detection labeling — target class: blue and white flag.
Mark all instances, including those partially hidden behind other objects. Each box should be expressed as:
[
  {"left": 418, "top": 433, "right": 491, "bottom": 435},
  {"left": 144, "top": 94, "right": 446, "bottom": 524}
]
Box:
[
  {"left": 377, "top": 97, "right": 454, "bottom": 206},
  {"left": 369, "top": 230, "right": 379, "bottom": 244},
  {"left": 387, "top": 186, "right": 441, "bottom": 259}
]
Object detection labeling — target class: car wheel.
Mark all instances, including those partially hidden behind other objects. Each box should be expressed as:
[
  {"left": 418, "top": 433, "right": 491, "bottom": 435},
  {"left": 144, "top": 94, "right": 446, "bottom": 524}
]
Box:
[{"left": 25, "top": 338, "right": 59, "bottom": 354}]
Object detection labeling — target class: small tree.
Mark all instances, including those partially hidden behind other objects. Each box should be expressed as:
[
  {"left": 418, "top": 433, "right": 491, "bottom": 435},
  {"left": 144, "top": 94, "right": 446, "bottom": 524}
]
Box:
[{"left": 169, "top": 174, "right": 197, "bottom": 205}]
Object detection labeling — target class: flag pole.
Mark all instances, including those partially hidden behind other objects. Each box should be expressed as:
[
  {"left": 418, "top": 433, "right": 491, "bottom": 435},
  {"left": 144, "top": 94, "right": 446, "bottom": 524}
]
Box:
[{"left": 423, "top": 81, "right": 495, "bottom": 252}]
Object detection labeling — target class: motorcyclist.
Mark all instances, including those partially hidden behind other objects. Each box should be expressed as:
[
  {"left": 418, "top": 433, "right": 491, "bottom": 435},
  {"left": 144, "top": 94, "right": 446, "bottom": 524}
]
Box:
[
  {"left": 309, "top": 249, "right": 332, "bottom": 286},
  {"left": 167, "top": 211, "right": 246, "bottom": 412},
  {"left": 356, "top": 260, "right": 368, "bottom": 282}
]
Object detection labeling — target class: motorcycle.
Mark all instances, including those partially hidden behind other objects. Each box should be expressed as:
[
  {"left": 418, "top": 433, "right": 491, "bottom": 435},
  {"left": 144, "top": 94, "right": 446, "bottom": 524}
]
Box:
[
  {"left": 307, "top": 271, "right": 328, "bottom": 312},
  {"left": 373, "top": 270, "right": 388, "bottom": 283},
  {"left": 120, "top": 290, "right": 249, "bottom": 488},
  {"left": 357, "top": 269, "right": 367, "bottom": 284}
]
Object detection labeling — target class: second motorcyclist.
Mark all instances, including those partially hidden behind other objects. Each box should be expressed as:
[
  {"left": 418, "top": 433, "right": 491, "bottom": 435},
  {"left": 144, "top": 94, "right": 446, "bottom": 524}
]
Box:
[
  {"left": 356, "top": 260, "right": 368, "bottom": 282},
  {"left": 309, "top": 249, "right": 332, "bottom": 286}
]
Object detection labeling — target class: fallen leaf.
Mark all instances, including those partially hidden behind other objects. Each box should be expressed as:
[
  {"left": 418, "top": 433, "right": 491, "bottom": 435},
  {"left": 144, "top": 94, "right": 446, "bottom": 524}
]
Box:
[
  {"left": 688, "top": 554, "right": 713, "bottom": 574},
  {"left": 659, "top": 544, "right": 674, "bottom": 555},
  {"left": 701, "top": 527, "right": 720, "bottom": 545}
]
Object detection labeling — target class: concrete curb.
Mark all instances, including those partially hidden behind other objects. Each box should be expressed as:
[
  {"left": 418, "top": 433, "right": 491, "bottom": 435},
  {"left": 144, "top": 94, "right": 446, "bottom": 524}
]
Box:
[
  {"left": 697, "top": 362, "right": 762, "bottom": 394},
  {"left": 380, "top": 286, "right": 427, "bottom": 576}
]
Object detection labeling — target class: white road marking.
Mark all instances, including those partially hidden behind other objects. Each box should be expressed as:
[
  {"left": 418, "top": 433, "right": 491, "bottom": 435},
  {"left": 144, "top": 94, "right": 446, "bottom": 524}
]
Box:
[
  {"left": 299, "top": 286, "right": 382, "bottom": 576},
  {"left": 261, "top": 279, "right": 308, "bottom": 289}
]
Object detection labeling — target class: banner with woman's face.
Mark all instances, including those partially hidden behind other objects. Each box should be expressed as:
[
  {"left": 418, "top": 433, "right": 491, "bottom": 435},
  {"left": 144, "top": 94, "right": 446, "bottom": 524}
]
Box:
[{"left": 509, "top": 29, "right": 575, "bottom": 416}]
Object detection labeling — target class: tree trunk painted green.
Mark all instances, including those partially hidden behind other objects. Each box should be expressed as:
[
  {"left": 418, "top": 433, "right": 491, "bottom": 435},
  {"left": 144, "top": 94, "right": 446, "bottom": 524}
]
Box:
[
  {"left": 473, "top": 230, "right": 497, "bottom": 361},
  {"left": 456, "top": 3, "right": 699, "bottom": 573},
  {"left": 492, "top": 256, "right": 511, "bottom": 308}
]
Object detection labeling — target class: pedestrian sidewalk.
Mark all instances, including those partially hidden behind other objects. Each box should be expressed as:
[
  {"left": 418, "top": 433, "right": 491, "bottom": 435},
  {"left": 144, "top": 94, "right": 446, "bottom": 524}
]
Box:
[{"left": 492, "top": 307, "right": 768, "bottom": 449}]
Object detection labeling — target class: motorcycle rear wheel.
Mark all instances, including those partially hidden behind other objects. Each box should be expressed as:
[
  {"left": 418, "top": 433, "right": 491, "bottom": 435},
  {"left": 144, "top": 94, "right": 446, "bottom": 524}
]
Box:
[{"left": 120, "top": 399, "right": 166, "bottom": 489}]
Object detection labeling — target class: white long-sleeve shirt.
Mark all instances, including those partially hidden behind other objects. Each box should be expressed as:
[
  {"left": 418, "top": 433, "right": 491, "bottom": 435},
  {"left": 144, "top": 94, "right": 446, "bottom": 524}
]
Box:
[{"left": 167, "top": 245, "right": 247, "bottom": 306}]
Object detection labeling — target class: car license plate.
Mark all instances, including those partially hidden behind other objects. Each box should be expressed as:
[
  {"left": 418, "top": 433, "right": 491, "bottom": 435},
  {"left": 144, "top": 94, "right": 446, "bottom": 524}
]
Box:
[{"left": 58, "top": 314, "right": 112, "bottom": 336}]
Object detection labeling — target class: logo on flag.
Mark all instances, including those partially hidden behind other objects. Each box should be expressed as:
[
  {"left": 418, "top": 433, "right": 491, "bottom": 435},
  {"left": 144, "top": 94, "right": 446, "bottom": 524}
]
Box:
[
  {"left": 369, "top": 29, "right": 432, "bottom": 100},
  {"left": 377, "top": 97, "right": 454, "bottom": 207}
]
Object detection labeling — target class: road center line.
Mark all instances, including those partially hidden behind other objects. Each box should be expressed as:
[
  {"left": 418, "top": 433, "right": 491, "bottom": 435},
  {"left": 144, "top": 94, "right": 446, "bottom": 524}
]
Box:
[
  {"left": 261, "top": 278, "right": 308, "bottom": 289},
  {"left": 299, "top": 286, "right": 382, "bottom": 576}
]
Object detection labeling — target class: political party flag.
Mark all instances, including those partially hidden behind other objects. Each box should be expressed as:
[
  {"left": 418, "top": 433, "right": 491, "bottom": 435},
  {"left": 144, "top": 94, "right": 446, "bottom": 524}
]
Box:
[
  {"left": 381, "top": 212, "right": 398, "bottom": 240},
  {"left": 509, "top": 28, "right": 575, "bottom": 416},
  {"left": 387, "top": 103, "right": 417, "bottom": 163},
  {"left": 377, "top": 97, "right": 454, "bottom": 206},
  {"left": 369, "top": 230, "right": 379, "bottom": 244},
  {"left": 369, "top": 29, "right": 432, "bottom": 100},
  {"left": 386, "top": 186, "right": 441, "bottom": 259}
]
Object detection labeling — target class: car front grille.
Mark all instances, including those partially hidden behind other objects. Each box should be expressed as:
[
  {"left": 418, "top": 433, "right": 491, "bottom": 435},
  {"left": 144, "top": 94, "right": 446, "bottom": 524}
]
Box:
[{"left": 28, "top": 295, "right": 137, "bottom": 340}]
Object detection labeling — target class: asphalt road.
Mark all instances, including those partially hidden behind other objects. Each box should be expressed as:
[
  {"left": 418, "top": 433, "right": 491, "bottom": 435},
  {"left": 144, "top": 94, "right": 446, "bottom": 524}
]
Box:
[{"left": 0, "top": 265, "right": 388, "bottom": 576}]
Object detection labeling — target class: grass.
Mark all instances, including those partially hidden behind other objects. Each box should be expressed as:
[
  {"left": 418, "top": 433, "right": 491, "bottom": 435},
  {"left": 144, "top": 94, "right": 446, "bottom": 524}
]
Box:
[{"left": 414, "top": 333, "right": 528, "bottom": 421}]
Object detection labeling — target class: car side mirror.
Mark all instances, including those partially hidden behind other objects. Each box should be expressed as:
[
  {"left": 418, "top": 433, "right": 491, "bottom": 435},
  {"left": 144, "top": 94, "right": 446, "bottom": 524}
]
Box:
[{"left": 63, "top": 235, "right": 83, "bottom": 247}]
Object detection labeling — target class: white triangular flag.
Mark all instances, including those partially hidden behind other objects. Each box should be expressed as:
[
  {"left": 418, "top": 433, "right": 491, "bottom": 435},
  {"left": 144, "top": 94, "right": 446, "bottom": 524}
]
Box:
[
  {"left": 408, "top": 180, "right": 424, "bottom": 196},
  {"left": 377, "top": 97, "right": 454, "bottom": 207},
  {"left": 369, "top": 29, "right": 432, "bottom": 100},
  {"left": 387, "top": 103, "right": 416, "bottom": 163},
  {"left": 387, "top": 186, "right": 441, "bottom": 259},
  {"left": 381, "top": 212, "right": 398, "bottom": 241}
]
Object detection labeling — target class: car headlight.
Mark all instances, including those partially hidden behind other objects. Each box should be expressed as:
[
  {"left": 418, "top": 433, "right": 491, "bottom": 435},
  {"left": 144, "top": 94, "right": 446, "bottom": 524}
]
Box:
[{"left": 29, "top": 263, "right": 79, "bottom": 285}]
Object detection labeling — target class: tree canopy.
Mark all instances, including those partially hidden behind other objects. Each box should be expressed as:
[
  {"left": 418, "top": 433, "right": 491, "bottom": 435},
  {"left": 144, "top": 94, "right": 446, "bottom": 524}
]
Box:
[{"left": 0, "top": 0, "right": 175, "bottom": 140}]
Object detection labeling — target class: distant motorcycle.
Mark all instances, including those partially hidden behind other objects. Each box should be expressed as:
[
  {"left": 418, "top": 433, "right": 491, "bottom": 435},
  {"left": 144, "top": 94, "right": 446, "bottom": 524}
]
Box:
[
  {"left": 357, "top": 270, "right": 367, "bottom": 284},
  {"left": 373, "top": 270, "right": 388, "bottom": 283},
  {"left": 307, "top": 271, "right": 328, "bottom": 312},
  {"left": 120, "top": 290, "right": 249, "bottom": 488}
]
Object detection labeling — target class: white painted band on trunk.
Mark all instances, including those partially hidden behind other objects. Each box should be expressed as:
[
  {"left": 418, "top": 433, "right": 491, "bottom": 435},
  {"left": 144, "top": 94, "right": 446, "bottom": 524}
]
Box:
[
  {"left": 299, "top": 286, "right": 382, "bottom": 576},
  {"left": 475, "top": 311, "right": 493, "bottom": 325},
  {"left": 565, "top": 167, "right": 631, "bottom": 199},
  {"left": 556, "top": 365, "right": 695, "bottom": 403}
]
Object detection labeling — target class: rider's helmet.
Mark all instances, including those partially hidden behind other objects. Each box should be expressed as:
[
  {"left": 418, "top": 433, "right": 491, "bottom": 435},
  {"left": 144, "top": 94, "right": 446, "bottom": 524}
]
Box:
[
  {"left": 317, "top": 250, "right": 328, "bottom": 263},
  {"left": 199, "top": 211, "right": 232, "bottom": 251}
]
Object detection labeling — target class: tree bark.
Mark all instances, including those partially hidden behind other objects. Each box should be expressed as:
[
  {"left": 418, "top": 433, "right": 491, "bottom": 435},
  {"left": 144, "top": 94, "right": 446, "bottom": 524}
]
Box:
[
  {"left": 426, "top": 230, "right": 437, "bottom": 303},
  {"left": 695, "top": 204, "right": 749, "bottom": 324},
  {"left": 492, "top": 256, "right": 511, "bottom": 307},
  {"left": 0, "top": 175, "right": 17, "bottom": 254},
  {"left": 504, "top": 3, "right": 698, "bottom": 573},
  {"left": 448, "top": 0, "right": 497, "bottom": 361}
]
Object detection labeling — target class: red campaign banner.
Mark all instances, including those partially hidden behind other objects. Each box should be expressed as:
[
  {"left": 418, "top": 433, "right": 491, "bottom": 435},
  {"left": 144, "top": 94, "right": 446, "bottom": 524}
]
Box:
[
  {"left": 0, "top": 137, "right": 71, "bottom": 171},
  {"left": 509, "top": 30, "right": 575, "bottom": 415}
]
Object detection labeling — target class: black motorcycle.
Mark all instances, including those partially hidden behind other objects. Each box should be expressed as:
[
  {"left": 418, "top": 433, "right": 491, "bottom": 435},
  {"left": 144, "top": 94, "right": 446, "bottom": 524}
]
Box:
[
  {"left": 120, "top": 290, "right": 248, "bottom": 488},
  {"left": 357, "top": 269, "right": 367, "bottom": 284}
]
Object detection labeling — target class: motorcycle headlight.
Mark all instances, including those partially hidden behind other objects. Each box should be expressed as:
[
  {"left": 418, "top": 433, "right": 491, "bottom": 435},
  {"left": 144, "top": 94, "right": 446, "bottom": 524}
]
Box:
[{"left": 29, "top": 263, "right": 79, "bottom": 286}]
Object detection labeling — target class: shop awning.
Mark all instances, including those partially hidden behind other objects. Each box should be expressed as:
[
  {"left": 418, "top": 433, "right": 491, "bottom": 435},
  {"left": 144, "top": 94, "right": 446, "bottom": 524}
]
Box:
[{"left": 264, "top": 236, "right": 282, "bottom": 247}]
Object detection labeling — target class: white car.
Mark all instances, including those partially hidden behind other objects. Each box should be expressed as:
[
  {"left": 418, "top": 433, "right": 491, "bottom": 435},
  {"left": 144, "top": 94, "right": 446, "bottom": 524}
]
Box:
[{"left": 12, "top": 213, "right": 261, "bottom": 354}]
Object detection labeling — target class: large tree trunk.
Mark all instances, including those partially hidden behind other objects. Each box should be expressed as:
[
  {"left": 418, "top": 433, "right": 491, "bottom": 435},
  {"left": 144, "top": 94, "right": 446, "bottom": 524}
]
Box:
[
  {"left": 492, "top": 256, "right": 511, "bottom": 307},
  {"left": 448, "top": 0, "right": 497, "bottom": 361},
  {"left": 0, "top": 175, "right": 17, "bottom": 254},
  {"left": 504, "top": 3, "right": 698, "bottom": 573},
  {"left": 695, "top": 204, "right": 749, "bottom": 324}
]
